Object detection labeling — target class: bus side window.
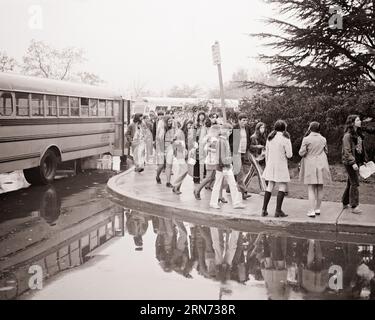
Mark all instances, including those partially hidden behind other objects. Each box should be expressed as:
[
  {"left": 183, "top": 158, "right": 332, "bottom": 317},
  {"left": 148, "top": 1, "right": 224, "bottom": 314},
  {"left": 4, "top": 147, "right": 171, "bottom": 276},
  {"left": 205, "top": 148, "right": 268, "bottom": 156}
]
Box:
[
  {"left": 90, "top": 99, "right": 98, "bottom": 116},
  {"left": 46, "top": 95, "right": 57, "bottom": 116},
  {"left": 98, "top": 100, "right": 106, "bottom": 116},
  {"left": 113, "top": 101, "right": 120, "bottom": 118},
  {"left": 106, "top": 100, "right": 113, "bottom": 117},
  {"left": 31, "top": 94, "right": 44, "bottom": 116},
  {"left": 70, "top": 97, "right": 79, "bottom": 116},
  {"left": 15, "top": 92, "right": 29, "bottom": 116},
  {"left": 59, "top": 96, "right": 69, "bottom": 116},
  {"left": 0, "top": 92, "right": 13, "bottom": 116},
  {"left": 81, "top": 98, "right": 89, "bottom": 116}
]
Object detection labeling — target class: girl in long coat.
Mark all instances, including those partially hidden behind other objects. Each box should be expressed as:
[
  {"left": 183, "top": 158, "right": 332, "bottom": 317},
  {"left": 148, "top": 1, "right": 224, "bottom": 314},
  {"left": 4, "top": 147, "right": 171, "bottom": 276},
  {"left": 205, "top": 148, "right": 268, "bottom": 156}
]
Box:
[
  {"left": 261, "top": 120, "right": 293, "bottom": 217},
  {"left": 125, "top": 113, "right": 146, "bottom": 172},
  {"left": 299, "top": 122, "right": 332, "bottom": 217}
]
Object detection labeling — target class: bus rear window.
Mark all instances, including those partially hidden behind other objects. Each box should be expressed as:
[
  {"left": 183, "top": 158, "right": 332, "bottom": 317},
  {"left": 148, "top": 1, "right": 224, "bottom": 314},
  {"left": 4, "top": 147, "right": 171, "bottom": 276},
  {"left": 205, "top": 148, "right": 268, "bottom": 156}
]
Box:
[
  {"left": 99, "top": 100, "right": 106, "bottom": 116},
  {"left": 70, "top": 97, "right": 79, "bottom": 116},
  {"left": 16, "top": 93, "right": 29, "bottom": 116},
  {"left": 46, "top": 95, "right": 57, "bottom": 116},
  {"left": 90, "top": 99, "right": 98, "bottom": 116},
  {"left": 59, "top": 96, "right": 69, "bottom": 116},
  {"left": 0, "top": 92, "right": 13, "bottom": 116},
  {"left": 81, "top": 98, "right": 89, "bottom": 116},
  {"left": 31, "top": 94, "right": 44, "bottom": 116}
]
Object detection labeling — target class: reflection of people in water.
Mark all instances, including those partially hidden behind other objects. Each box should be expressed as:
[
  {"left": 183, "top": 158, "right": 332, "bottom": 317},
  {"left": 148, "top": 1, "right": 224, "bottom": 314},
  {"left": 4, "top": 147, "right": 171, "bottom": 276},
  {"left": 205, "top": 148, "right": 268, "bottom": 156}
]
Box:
[
  {"left": 171, "top": 220, "right": 194, "bottom": 278},
  {"left": 155, "top": 217, "right": 176, "bottom": 272},
  {"left": 300, "top": 240, "right": 330, "bottom": 295},
  {"left": 125, "top": 211, "right": 149, "bottom": 251},
  {"left": 258, "top": 234, "right": 291, "bottom": 300},
  {"left": 39, "top": 185, "right": 61, "bottom": 226},
  {"left": 210, "top": 227, "right": 240, "bottom": 285}
]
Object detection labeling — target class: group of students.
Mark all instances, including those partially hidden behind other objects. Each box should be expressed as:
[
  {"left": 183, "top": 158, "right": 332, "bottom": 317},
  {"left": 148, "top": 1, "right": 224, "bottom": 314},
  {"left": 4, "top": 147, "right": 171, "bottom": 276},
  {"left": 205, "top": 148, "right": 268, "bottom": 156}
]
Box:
[{"left": 125, "top": 110, "right": 373, "bottom": 218}]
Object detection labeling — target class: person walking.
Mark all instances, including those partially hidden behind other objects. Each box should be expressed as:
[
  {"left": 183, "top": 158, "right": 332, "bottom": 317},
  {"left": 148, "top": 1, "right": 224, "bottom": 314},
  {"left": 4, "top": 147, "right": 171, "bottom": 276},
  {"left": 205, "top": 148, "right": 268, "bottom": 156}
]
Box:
[
  {"left": 250, "top": 122, "right": 267, "bottom": 162},
  {"left": 155, "top": 116, "right": 175, "bottom": 186},
  {"left": 261, "top": 120, "right": 293, "bottom": 217},
  {"left": 342, "top": 115, "right": 368, "bottom": 214},
  {"left": 230, "top": 113, "right": 252, "bottom": 200},
  {"left": 193, "top": 112, "right": 208, "bottom": 184},
  {"left": 209, "top": 124, "right": 245, "bottom": 209},
  {"left": 125, "top": 113, "right": 146, "bottom": 172},
  {"left": 299, "top": 122, "right": 332, "bottom": 218},
  {"left": 142, "top": 114, "right": 154, "bottom": 164},
  {"left": 193, "top": 125, "right": 225, "bottom": 201}
]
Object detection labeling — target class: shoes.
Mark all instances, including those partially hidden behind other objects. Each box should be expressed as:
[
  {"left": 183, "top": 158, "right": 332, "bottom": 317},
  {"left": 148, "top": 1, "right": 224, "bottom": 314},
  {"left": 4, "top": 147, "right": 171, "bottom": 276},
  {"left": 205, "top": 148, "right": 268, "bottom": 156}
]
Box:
[
  {"left": 314, "top": 209, "right": 320, "bottom": 216},
  {"left": 193, "top": 190, "right": 201, "bottom": 200},
  {"left": 172, "top": 187, "right": 182, "bottom": 195},
  {"left": 218, "top": 197, "right": 228, "bottom": 204},
  {"left": 205, "top": 186, "right": 212, "bottom": 191},
  {"left": 351, "top": 206, "right": 362, "bottom": 214},
  {"left": 275, "top": 210, "right": 288, "bottom": 218},
  {"left": 233, "top": 204, "right": 246, "bottom": 209},
  {"left": 210, "top": 204, "right": 221, "bottom": 209},
  {"left": 136, "top": 168, "right": 144, "bottom": 173},
  {"left": 166, "top": 182, "right": 173, "bottom": 188},
  {"left": 261, "top": 210, "right": 268, "bottom": 217},
  {"left": 342, "top": 204, "right": 350, "bottom": 209},
  {"left": 307, "top": 210, "right": 316, "bottom": 218},
  {"left": 156, "top": 177, "right": 161, "bottom": 184},
  {"left": 242, "top": 193, "right": 252, "bottom": 200}
]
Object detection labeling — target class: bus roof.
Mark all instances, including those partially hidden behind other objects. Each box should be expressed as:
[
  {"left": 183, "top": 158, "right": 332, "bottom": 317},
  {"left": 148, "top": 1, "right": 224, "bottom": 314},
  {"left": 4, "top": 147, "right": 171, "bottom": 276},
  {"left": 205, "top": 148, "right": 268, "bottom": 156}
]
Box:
[{"left": 0, "top": 72, "right": 123, "bottom": 100}]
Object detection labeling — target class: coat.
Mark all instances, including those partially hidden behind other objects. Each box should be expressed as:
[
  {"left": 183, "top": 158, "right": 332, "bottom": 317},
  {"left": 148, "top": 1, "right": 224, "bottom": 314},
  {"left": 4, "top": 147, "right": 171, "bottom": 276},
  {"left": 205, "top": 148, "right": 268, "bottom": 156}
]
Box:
[
  {"left": 298, "top": 132, "right": 332, "bottom": 185},
  {"left": 342, "top": 131, "right": 368, "bottom": 166},
  {"left": 262, "top": 132, "right": 293, "bottom": 183}
]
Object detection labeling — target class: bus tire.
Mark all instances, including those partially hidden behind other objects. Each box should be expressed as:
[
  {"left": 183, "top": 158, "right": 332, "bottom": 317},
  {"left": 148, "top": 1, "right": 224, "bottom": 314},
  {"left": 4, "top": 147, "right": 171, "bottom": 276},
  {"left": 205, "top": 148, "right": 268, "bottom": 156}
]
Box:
[{"left": 24, "top": 150, "right": 58, "bottom": 185}]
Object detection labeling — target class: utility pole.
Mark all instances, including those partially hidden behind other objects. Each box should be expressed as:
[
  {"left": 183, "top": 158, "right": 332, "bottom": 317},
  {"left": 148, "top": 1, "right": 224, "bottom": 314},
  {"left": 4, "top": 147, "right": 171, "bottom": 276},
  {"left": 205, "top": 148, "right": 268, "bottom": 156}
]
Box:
[{"left": 211, "top": 41, "right": 226, "bottom": 122}]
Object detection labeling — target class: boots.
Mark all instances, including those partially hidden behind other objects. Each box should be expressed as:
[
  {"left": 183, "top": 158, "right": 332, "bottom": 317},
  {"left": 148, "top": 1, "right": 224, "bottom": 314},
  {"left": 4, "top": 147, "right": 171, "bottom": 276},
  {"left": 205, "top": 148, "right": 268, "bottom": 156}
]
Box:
[
  {"left": 261, "top": 191, "right": 271, "bottom": 217},
  {"left": 275, "top": 191, "right": 288, "bottom": 217}
]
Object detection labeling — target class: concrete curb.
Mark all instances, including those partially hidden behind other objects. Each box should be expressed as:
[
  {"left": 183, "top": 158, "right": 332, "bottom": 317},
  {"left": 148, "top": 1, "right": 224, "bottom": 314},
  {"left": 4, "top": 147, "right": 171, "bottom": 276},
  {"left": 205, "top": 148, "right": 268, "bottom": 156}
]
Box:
[{"left": 107, "top": 168, "right": 375, "bottom": 243}]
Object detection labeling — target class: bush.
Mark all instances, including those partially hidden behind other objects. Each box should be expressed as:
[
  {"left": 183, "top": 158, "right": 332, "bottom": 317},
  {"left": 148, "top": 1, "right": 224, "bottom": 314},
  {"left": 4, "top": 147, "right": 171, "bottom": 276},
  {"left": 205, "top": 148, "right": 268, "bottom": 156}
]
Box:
[{"left": 239, "top": 91, "right": 375, "bottom": 164}]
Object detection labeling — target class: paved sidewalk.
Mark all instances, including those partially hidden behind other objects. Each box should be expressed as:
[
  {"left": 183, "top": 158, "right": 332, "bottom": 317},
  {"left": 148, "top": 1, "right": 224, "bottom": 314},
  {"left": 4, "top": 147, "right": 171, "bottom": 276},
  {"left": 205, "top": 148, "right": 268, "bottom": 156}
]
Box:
[{"left": 107, "top": 166, "right": 375, "bottom": 240}]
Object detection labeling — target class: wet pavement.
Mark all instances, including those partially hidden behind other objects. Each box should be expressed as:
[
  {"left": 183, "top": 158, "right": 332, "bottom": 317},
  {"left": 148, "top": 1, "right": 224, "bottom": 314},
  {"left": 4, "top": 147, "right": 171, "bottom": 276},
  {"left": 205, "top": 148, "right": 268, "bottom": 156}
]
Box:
[
  {"left": 108, "top": 166, "right": 375, "bottom": 237},
  {"left": 0, "top": 169, "right": 375, "bottom": 300}
]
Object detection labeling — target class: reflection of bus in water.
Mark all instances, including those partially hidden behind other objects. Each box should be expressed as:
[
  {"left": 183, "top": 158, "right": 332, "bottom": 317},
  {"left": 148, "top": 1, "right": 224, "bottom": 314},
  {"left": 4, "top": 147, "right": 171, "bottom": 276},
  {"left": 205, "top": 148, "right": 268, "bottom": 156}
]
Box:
[
  {"left": 132, "top": 97, "right": 239, "bottom": 115},
  {"left": 0, "top": 72, "right": 131, "bottom": 185},
  {"left": 0, "top": 197, "right": 124, "bottom": 300}
]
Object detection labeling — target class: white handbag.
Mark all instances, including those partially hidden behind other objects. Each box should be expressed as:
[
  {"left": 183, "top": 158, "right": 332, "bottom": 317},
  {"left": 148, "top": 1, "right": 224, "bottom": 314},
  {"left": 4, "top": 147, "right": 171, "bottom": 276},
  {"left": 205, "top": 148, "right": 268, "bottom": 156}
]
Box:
[{"left": 359, "top": 161, "right": 375, "bottom": 179}]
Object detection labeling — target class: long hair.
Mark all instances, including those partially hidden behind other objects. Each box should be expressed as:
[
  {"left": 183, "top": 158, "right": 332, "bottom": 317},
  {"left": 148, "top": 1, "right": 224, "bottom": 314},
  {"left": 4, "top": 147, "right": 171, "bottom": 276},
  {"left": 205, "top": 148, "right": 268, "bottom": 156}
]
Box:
[
  {"left": 195, "top": 111, "right": 207, "bottom": 127},
  {"left": 254, "top": 122, "right": 266, "bottom": 139},
  {"left": 344, "top": 114, "right": 363, "bottom": 141},
  {"left": 268, "top": 120, "right": 290, "bottom": 141},
  {"left": 304, "top": 121, "right": 321, "bottom": 137},
  {"left": 133, "top": 113, "right": 143, "bottom": 124}
]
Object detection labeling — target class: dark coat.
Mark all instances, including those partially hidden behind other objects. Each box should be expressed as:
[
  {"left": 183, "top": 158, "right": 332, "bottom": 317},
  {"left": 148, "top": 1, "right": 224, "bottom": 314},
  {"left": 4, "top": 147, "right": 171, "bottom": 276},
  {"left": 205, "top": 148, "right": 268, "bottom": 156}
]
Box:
[
  {"left": 229, "top": 124, "right": 251, "bottom": 155},
  {"left": 342, "top": 131, "right": 368, "bottom": 166}
]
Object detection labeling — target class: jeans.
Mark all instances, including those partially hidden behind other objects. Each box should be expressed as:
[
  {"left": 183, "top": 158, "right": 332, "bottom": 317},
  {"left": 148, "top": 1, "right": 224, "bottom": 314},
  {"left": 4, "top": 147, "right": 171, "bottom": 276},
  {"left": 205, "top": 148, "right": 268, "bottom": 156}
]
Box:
[
  {"left": 342, "top": 164, "right": 359, "bottom": 208},
  {"left": 210, "top": 168, "right": 242, "bottom": 207}
]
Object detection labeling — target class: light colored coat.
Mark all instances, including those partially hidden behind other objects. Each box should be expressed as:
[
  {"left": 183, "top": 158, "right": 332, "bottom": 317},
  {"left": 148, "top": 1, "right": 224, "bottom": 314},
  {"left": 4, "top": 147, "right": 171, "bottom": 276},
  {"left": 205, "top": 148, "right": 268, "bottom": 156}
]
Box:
[
  {"left": 299, "top": 132, "right": 332, "bottom": 185},
  {"left": 262, "top": 132, "right": 293, "bottom": 183}
]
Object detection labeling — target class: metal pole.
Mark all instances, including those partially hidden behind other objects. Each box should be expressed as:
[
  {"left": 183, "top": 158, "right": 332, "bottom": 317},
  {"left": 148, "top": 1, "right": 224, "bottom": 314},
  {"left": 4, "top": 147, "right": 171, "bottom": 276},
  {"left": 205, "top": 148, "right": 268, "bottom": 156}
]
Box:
[{"left": 217, "top": 63, "right": 226, "bottom": 122}]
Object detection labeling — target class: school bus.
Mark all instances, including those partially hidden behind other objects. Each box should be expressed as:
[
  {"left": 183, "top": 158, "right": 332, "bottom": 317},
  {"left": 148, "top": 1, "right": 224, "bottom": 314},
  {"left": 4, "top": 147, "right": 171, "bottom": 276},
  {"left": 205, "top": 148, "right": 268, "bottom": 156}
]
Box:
[{"left": 0, "top": 72, "right": 130, "bottom": 185}]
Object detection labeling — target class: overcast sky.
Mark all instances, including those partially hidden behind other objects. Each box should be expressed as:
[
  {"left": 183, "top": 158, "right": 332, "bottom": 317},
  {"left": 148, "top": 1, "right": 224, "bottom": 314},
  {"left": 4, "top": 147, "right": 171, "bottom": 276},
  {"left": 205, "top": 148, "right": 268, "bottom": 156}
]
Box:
[{"left": 0, "top": 0, "right": 277, "bottom": 93}]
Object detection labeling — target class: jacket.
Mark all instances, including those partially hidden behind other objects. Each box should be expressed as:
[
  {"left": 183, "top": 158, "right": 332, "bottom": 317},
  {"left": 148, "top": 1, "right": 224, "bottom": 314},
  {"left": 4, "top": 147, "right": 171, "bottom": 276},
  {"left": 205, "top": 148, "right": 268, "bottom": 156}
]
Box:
[
  {"left": 229, "top": 124, "right": 251, "bottom": 154},
  {"left": 342, "top": 131, "right": 368, "bottom": 166},
  {"left": 216, "top": 135, "right": 232, "bottom": 171}
]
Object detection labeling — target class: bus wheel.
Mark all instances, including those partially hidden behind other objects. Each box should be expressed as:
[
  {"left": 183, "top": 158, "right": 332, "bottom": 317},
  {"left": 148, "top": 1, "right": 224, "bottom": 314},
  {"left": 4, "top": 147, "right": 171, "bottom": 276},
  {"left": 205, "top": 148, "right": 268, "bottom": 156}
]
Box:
[{"left": 24, "top": 150, "right": 58, "bottom": 185}]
